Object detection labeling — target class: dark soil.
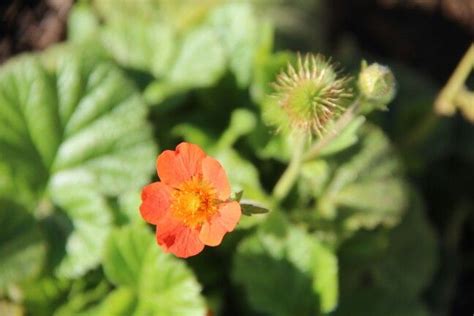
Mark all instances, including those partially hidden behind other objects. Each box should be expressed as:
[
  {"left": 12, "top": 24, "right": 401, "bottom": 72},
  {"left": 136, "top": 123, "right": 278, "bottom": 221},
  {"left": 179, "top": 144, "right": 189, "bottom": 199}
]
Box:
[{"left": 0, "top": 0, "right": 72, "bottom": 64}]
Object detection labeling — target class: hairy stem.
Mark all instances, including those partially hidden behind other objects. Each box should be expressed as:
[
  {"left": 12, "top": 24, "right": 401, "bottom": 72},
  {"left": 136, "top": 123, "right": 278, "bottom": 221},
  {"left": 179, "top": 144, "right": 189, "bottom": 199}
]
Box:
[
  {"left": 272, "top": 134, "right": 306, "bottom": 202},
  {"left": 435, "top": 44, "right": 474, "bottom": 115},
  {"left": 454, "top": 86, "right": 474, "bottom": 122},
  {"left": 272, "top": 98, "right": 362, "bottom": 202},
  {"left": 401, "top": 111, "right": 439, "bottom": 148}
]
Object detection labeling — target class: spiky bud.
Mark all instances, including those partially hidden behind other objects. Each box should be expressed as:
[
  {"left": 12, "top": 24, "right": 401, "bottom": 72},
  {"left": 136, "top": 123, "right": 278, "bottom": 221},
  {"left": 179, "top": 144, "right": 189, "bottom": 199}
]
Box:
[
  {"left": 358, "top": 62, "right": 396, "bottom": 106},
  {"left": 264, "top": 53, "right": 352, "bottom": 137}
]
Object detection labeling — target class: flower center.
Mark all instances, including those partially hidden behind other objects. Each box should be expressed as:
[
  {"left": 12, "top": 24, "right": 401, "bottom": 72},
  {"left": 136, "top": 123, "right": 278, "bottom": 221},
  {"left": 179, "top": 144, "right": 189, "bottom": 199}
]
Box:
[{"left": 170, "top": 176, "right": 219, "bottom": 228}]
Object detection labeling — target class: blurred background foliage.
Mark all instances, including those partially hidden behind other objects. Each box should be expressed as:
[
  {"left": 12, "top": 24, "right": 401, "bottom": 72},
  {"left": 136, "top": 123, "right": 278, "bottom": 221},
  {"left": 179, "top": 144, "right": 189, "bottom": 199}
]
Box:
[{"left": 0, "top": 0, "right": 472, "bottom": 315}]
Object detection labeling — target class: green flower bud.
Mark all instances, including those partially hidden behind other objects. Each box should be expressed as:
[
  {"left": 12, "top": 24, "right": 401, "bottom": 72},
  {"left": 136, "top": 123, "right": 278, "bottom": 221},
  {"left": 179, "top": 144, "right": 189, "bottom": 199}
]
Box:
[
  {"left": 264, "top": 54, "right": 352, "bottom": 137},
  {"left": 358, "top": 62, "right": 396, "bottom": 105}
]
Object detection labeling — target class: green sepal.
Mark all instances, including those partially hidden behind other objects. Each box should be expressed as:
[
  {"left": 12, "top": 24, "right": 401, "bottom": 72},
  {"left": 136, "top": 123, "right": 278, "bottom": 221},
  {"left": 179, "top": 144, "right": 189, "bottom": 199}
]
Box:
[{"left": 240, "top": 201, "right": 270, "bottom": 216}]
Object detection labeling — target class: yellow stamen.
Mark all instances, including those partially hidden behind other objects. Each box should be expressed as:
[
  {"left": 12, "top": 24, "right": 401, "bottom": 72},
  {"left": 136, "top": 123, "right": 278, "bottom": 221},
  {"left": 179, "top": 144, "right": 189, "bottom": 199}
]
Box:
[{"left": 170, "top": 176, "right": 219, "bottom": 228}]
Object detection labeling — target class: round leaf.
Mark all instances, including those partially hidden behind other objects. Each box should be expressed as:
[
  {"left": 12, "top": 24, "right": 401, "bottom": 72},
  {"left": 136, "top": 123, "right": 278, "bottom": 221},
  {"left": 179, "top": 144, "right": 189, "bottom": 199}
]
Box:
[
  {"left": 317, "top": 125, "right": 409, "bottom": 230},
  {"left": 233, "top": 213, "right": 338, "bottom": 315},
  {"left": 0, "top": 45, "right": 157, "bottom": 277},
  {"left": 103, "top": 225, "right": 206, "bottom": 316},
  {"left": 336, "top": 192, "right": 437, "bottom": 314}
]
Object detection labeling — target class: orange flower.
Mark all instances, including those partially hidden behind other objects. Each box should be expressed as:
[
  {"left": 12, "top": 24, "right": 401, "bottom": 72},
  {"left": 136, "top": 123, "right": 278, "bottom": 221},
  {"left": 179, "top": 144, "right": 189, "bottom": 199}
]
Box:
[{"left": 140, "top": 142, "right": 241, "bottom": 258}]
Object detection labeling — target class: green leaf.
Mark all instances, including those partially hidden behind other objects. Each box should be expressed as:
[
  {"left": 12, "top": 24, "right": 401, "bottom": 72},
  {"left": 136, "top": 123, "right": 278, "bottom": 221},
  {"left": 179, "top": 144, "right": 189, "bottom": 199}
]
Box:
[
  {"left": 89, "top": 0, "right": 175, "bottom": 78},
  {"left": 215, "top": 149, "right": 269, "bottom": 204},
  {"left": 73, "top": 1, "right": 266, "bottom": 91},
  {"left": 233, "top": 212, "right": 338, "bottom": 315},
  {"left": 336, "top": 191, "right": 437, "bottom": 315},
  {"left": 254, "top": 130, "right": 294, "bottom": 163},
  {"left": 334, "top": 290, "right": 430, "bottom": 316},
  {"left": 233, "top": 190, "right": 244, "bottom": 202},
  {"left": 0, "top": 301, "right": 23, "bottom": 316},
  {"left": 0, "top": 201, "right": 46, "bottom": 289},
  {"left": 92, "top": 0, "right": 215, "bottom": 32},
  {"left": 0, "top": 45, "right": 157, "bottom": 277},
  {"left": 94, "top": 288, "right": 137, "bottom": 316},
  {"left": 143, "top": 81, "right": 184, "bottom": 106},
  {"left": 101, "top": 20, "right": 175, "bottom": 78},
  {"left": 298, "top": 160, "right": 330, "bottom": 205},
  {"left": 0, "top": 56, "right": 60, "bottom": 207},
  {"left": 374, "top": 192, "right": 437, "bottom": 298},
  {"left": 102, "top": 225, "right": 206, "bottom": 316},
  {"left": 53, "top": 277, "right": 110, "bottom": 316},
  {"left": 311, "top": 241, "right": 338, "bottom": 313},
  {"left": 68, "top": 2, "right": 100, "bottom": 42},
  {"left": 52, "top": 181, "right": 113, "bottom": 278},
  {"left": 317, "top": 125, "right": 409, "bottom": 231},
  {"left": 168, "top": 26, "right": 226, "bottom": 88},
  {"left": 103, "top": 224, "right": 150, "bottom": 288},
  {"left": 215, "top": 109, "right": 257, "bottom": 150},
  {"left": 22, "top": 276, "right": 70, "bottom": 316},
  {"left": 251, "top": 51, "right": 294, "bottom": 103},
  {"left": 116, "top": 190, "right": 142, "bottom": 225},
  {"left": 319, "top": 116, "right": 366, "bottom": 156},
  {"left": 240, "top": 201, "right": 270, "bottom": 216},
  {"left": 207, "top": 3, "right": 261, "bottom": 86},
  {"left": 92, "top": 0, "right": 226, "bottom": 87}
]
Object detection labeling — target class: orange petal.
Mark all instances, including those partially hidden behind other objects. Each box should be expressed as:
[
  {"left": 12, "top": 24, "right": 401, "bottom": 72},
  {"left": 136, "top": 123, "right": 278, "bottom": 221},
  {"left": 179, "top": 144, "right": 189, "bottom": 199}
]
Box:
[
  {"left": 140, "top": 182, "right": 172, "bottom": 225},
  {"left": 156, "top": 215, "right": 205, "bottom": 258},
  {"left": 201, "top": 156, "right": 231, "bottom": 200},
  {"left": 199, "top": 201, "right": 241, "bottom": 246},
  {"left": 157, "top": 142, "right": 206, "bottom": 187}
]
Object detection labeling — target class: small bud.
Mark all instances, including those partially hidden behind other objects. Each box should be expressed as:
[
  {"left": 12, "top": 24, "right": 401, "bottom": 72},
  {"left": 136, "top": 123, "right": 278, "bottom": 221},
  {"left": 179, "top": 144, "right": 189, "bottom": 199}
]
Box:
[
  {"left": 264, "top": 53, "right": 352, "bottom": 137},
  {"left": 358, "top": 62, "right": 396, "bottom": 105}
]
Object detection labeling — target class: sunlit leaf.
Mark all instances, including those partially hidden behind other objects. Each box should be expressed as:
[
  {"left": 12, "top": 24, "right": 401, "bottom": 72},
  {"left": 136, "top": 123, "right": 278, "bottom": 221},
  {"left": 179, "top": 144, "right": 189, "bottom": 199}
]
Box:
[
  {"left": 208, "top": 3, "right": 261, "bottom": 86},
  {"left": 168, "top": 26, "right": 226, "bottom": 88},
  {"left": 68, "top": 2, "right": 100, "bottom": 42},
  {"left": 90, "top": 0, "right": 175, "bottom": 77},
  {"left": 94, "top": 288, "right": 137, "bottom": 316},
  {"left": 72, "top": 1, "right": 266, "bottom": 93},
  {"left": 0, "top": 45, "right": 156, "bottom": 277},
  {"left": 102, "top": 225, "right": 206, "bottom": 316},
  {"left": 233, "top": 212, "right": 338, "bottom": 315},
  {"left": 317, "top": 125, "right": 409, "bottom": 231}
]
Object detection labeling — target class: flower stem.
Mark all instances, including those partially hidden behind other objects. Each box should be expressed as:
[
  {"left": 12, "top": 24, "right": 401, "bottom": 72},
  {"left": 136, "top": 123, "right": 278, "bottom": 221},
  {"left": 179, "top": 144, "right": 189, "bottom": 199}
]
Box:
[
  {"left": 435, "top": 43, "right": 474, "bottom": 116},
  {"left": 272, "top": 99, "right": 362, "bottom": 202},
  {"left": 400, "top": 111, "right": 439, "bottom": 148},
  {"left": 303, "top": 99, "right": 360, "bottom": 162},
  {"left": 272, "top": 134, "right": 306, "bottom": 202},
  {"left": 454, "top": 86, "right": 474, "bottom": 122}
]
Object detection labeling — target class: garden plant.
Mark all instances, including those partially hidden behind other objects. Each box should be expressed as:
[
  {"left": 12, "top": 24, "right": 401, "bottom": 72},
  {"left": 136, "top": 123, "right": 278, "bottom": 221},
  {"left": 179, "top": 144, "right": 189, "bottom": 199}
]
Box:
[{"left": 0, "top": 1, "right": 473, "bottom": 315}]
